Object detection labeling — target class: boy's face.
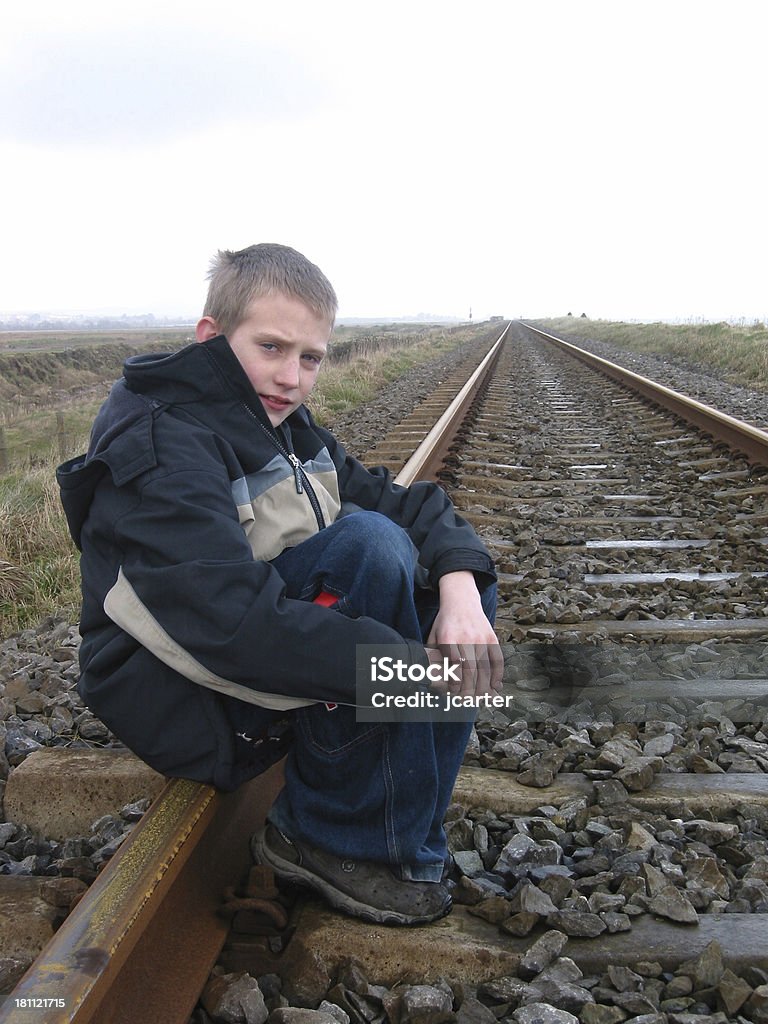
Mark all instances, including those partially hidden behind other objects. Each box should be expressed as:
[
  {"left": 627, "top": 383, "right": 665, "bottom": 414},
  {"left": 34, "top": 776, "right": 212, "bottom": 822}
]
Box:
[{"left": 196, "top": 293, "right": 332, "bottom": 427}]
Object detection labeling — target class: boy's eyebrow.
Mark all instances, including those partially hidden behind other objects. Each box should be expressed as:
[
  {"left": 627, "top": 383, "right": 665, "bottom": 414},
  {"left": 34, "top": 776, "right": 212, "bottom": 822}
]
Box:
[{"left": 254, "top": 329, "right": 329, "bottom": 355}]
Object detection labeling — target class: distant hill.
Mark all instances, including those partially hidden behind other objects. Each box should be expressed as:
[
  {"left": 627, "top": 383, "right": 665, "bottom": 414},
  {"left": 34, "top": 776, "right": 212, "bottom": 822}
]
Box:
[{"left": 0, "top": 313, "right": 194, "bottom": 331}]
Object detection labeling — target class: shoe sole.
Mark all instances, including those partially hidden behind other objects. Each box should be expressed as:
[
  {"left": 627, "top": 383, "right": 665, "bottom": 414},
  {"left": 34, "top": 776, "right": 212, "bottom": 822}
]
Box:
[{"left": 251, "top": 832, "right": 451, "bottom": 927}]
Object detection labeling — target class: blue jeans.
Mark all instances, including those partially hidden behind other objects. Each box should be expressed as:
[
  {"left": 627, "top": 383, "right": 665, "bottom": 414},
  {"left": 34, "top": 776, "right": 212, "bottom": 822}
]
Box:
[{"left": 263, "top": 511, "right": 496, "bottom": 881}]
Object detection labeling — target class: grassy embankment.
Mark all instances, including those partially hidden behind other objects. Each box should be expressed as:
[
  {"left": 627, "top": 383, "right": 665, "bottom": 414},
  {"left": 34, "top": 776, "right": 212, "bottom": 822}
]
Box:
[
  {"left": 535, "top": 318, "right": 768, "bottom": 390},
  {"left": 0, "top": 323, "right": 487, "bottom": 636}
]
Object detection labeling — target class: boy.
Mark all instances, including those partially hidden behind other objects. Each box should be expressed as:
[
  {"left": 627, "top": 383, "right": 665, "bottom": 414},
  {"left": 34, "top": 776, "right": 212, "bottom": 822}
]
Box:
[{"left": 57, "top": 243, "right": 502, "bottom": 926}]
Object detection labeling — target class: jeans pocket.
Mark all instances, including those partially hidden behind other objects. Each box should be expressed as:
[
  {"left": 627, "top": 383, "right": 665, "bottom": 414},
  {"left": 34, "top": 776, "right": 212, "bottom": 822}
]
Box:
[{"left": 297, "top": 704, "right": 384, "bottom": 757}]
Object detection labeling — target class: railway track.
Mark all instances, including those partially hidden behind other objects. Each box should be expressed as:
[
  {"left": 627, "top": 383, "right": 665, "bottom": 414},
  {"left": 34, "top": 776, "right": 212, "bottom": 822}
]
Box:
[{"left": 2, "top": 321, "right": 767, "bottom": 1022}]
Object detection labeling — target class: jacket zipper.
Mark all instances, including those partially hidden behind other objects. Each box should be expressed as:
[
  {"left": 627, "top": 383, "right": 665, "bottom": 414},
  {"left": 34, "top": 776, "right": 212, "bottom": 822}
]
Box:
[{"left": 244, "top": 406, "right": 326, "bottom": 531}]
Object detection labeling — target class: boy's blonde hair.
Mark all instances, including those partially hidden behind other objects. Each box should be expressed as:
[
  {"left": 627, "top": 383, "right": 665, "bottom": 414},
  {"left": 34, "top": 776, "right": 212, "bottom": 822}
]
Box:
[{"left": 203, "top": 243, "right": 338, "bottom": 338}]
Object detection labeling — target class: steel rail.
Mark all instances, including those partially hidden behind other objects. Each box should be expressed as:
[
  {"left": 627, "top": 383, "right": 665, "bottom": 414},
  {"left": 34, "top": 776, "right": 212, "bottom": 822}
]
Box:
[
  {"left": 396, "top": 324, "right": 509, "bottom": 485},
  {"left": 0, "top": 770, "right": 282, "bottom": 1024},
  {"left": 521, "top": 322, "right": 768, "bottom": 468},
  {"left": 0, "top": 325, "right": 507, "bottom": 1024}
]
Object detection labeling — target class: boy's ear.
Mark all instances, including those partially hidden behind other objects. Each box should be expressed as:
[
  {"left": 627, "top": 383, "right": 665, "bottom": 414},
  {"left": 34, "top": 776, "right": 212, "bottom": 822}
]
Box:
[{"left": 195, "top": 316, "right": 221, "bottom": 342}]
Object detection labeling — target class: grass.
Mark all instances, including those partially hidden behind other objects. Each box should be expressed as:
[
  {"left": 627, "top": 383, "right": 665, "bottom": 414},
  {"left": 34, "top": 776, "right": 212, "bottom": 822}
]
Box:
[
  {"left": 0, "top": 458, "right": 84, "bottom": 636},
  {"left": 535, "top": 317, "right": 768, "bottom": 390},
  {"left": 1, "top": 399, "right": 104, "bottom": 469},
  {"left": 307, "top": 325, "right": 481, "bottom": 423},
  {"left": 0, "top": 323, "right": 488, "bottom": 636}
]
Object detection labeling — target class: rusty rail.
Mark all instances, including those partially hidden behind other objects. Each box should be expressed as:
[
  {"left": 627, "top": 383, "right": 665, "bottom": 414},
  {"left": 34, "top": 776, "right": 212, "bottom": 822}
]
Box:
[
  {"left": 0, "top": 769, "right": 283, "bottom": 1024},
  {"left": 522, "top": 322, "right": 768, "bottom": 468},
  {"left": 396, "top": 326, "right": 508, "bottom": 484}
]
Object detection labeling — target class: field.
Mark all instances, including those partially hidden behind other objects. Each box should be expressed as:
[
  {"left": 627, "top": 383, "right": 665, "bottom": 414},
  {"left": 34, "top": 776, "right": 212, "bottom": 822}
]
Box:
[
  {"left": 0, "top": 322, "right": 480, "bottom": 636},
  {"left": 535, "top": 317, "right": 768, "bottom": 390}
]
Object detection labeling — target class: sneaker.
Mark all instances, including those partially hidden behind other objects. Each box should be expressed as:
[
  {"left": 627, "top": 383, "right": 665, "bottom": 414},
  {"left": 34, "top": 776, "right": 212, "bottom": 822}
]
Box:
[{"left": 250, "top": 824, "right": 452, "bottom": 927}]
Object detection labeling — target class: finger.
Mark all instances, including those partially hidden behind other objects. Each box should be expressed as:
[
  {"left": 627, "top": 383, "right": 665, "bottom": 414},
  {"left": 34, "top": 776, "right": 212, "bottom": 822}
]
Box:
[
  {"left": 448, "top": 644, "right": 468, "bottom": 694},
  {"left": 479, "top": 647, "right": 495, "bottom": 696},
  {"left": 461, "top": 645, "right": 488, "bottom": 697},
  {"left": 489, "top": 644, "right": 505, "bottom": 691}
]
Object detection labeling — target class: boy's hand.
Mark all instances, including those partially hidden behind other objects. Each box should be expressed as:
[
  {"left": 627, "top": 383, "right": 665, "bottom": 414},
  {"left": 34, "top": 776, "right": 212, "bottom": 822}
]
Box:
[{"left": 426, "top": 571, "right": 503, "bottom": 698}]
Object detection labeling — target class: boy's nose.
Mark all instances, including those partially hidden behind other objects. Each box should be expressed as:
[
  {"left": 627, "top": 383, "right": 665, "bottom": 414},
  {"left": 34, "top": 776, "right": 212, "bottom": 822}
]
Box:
[{"left": 275, "top": 358, "right": 300, "bottom": 388}]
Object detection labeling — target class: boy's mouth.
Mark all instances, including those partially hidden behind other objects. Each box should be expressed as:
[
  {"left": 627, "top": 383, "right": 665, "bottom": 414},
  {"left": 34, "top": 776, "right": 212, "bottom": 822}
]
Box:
[{"left": 260, "top": 394, "right": 294, "bottom": 411}]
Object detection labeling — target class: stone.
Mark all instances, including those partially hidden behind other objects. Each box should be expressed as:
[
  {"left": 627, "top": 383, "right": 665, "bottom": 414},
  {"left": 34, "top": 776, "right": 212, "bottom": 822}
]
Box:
[
  {"left": 268, "top": 1012, "right": 340, "bottom": 1024},
  {"left": 446, "top": 819, "right": 475, "bottom": 854},
  {"left": 507, "top": 880, "right": 558, "bottom": 916},
  {"left": 453, "top": 877, "right": 494, "bottom": 906},
  {"left": 675, "top": 940, "right": 724, "bottom": 989},
  {"left": 495, "top": 835, "right": 538, "bottom": 872},
  {"left": 641, "top": 863, "right": 668, "bottom": 897},
  {"left": 538, "top": 874, "right": 574, "bottom": 907},
  {"left": 15, "top": 692, "right": 49, "bottom": 714},
  {"left": 592, "top": 780, "right": 628, "bottom": 806},
  {"left": 455, "top": 997, "right": 496, "bottom": 1024},
  {"left": 466, "top": 897, "right": 512, "bottom": 925},
  {"left": 512, "top": 1004, "right": 578, "bottom": 1024},
  {"left": 635, "top": 962, "right": 663, "bottom": 979},
  {"left": 258, "top": 975, "right": 282, "bottom": 1002},
  {"left": 716, "top": 968, "right": 752, "bottom": 1016},
  {"left": 644, "top": 733, "right": 675, "bottom": 756},
  {"left": 743, "top": 968, "right": 768, "bottom": 989},
  {"left": 492, "top": 739, "right": 529, "bottom": 761},
  {"left": 501, "top": 912, "right": 539, "bottom": 937},
  {"left": 683, "top": 820, "right": 739, "bottom": 846},
  {"left": 579, "top": 1006, "right": 626, "bottom": 1024},
  {"left": 453, "top": 851, "right": 485, "bottom": 878},
  {"left": 546, "top": 911, "right": 606, "bottom": 938},
  {"left": 203, "top": 973, "right": 269, "bottom": 1024},
  {"left": 587, "top": 893, "right": 625, "bottom": 914},
  {"left": 601, "top": 911, "right": 631, "bottom": 933},
  {"left": 399, "top": 984, "right": 454, "bottom": 1024},
  {"left": 318, "top": 1003, "right": 351, "bottom": 1024},
  {"left": 0, "top": 956, "right": 32, "bottom": 996},
  {"left": 746, "top": 986, "right": 768, "bottom": 1024},
  {"left": 0, "top": 877, "right": 60, "bottom": 960},
  {"left": 606, "top": 965, "right": 643, "bottom": 991},
  {"left": 516, "top": 766, "right": 555, "bottom": 788},
  {"left": 744, "top": 854, "right": 768, "bottom": 881},
  {"left": 537, "top": 958, "right": 582, "bottom": 985},
  {"left": 688, "top": 755, "right": 724, "bottom": 774},
  {"left": 0, "top": 823, "right": 17, "bottom": 848},
  {"left": 518, "top": 930, "right": 569, "bottom": 980},
  {"left": 39, "top": 877, "right": 88, "bottom": 909},
  {"left": 473, "top": 824, "right": 490, "bottom": 855},
  {"left": 664, "top": 976, "right": 693, "bottom": 998},
  {"left": 477, "top": 976, "right": 529, "bottom": 1007},
  {"left": 737, "top": 877, "right": 768, "bottom": 907},
  {"left": 684, "top": 858, "right": 729, "bottom": 898},
  {"left": 623, "top": 822, "right": 656, "bottom": 851},
  {"left": 525, "top": 978, "right": 593, "bottom": 1014},
  {"left": 645, "top": 885, "right": 698, "bottom": 924},
  {"left": 611, "top": 991, "right": 658, "bottom": 1015},
  {"left": 615, "top": 761, "right": 655, "bottom": 792},
  {"left": 324, "top": 985, "right": 363, "bottom": 1023}
]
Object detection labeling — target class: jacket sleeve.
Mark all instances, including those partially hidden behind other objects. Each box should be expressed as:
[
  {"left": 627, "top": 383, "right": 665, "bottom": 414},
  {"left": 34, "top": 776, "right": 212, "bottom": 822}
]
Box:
[
  {"left": 313, "top": 420, "right": 497, "bottom": 590},
  {"left": 78, "top": 415, "right": 428, "bottom": 712}
]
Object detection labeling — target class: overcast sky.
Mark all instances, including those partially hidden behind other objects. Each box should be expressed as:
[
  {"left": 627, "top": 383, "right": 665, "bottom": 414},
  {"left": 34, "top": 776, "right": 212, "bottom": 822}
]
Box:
[{"left": 1, "top": 0, "right": 765, "bottom": 322}]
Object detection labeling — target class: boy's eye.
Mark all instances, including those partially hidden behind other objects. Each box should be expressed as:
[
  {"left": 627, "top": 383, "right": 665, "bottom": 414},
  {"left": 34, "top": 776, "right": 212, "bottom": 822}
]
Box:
[{"left": 303, "top": 354, "right": 322, "bottom": 365}]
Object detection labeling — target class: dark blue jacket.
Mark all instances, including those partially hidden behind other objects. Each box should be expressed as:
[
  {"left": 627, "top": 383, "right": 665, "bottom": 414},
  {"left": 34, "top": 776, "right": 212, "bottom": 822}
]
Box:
[{"left": 57, "top": 337, "right": 496, "bottom": 789}]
